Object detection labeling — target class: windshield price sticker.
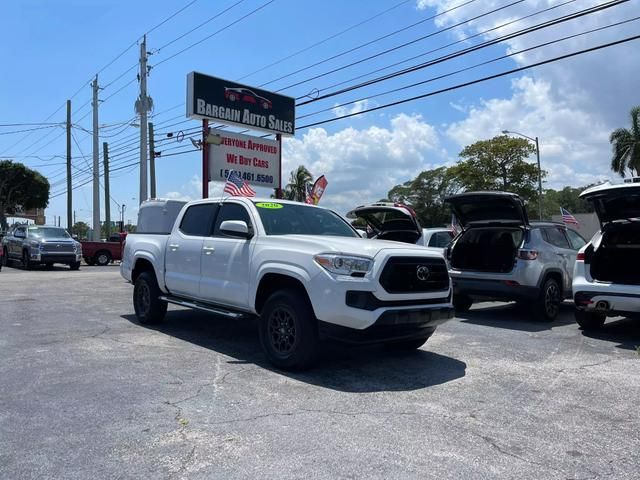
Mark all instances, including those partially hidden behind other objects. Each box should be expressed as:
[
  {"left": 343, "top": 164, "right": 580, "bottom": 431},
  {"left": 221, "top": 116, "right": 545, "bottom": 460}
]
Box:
[{"left": 256, "top": 202, "right": 283, "bottom": 210}]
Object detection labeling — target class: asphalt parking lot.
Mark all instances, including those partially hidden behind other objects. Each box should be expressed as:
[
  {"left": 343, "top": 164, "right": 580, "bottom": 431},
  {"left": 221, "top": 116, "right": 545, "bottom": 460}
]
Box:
[{"left": 1, "top": 265, "right": 639, "bottom": 479}]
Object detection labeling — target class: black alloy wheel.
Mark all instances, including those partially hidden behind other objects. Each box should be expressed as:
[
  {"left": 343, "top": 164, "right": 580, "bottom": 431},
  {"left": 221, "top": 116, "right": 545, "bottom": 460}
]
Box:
[
  {"left": 539, "top": 278, "right": 561, "bottom": 321},
  {"left": 259, "top": 289, "right": 318, "bottom": 370}
]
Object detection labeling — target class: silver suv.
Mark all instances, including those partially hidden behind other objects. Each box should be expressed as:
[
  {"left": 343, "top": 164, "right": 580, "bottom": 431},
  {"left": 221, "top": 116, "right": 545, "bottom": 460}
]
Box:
[
  {"left": 2, "top": 225, "right": 82, "bottom": 270},
  {"left": 445, "top": 192, "right": 586, "bottom": 320}
]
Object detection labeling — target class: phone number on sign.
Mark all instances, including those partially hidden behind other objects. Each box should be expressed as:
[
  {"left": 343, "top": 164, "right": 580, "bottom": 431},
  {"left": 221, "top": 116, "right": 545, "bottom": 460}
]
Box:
[{"left": 220, "top": 170, "right": 274, "bottom": 184}]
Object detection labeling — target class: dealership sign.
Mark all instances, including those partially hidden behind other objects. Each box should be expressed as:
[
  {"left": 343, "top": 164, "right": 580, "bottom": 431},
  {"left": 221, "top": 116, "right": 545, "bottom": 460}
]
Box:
[
  {"left": 208, "top": 131, "right": 280, "bottom": 189},
  {"left": 187, "top": 71, "right": 295, "bottom": 136}
]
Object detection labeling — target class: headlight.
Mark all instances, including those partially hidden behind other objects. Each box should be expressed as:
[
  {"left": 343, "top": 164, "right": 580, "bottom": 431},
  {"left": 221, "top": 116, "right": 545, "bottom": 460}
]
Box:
[
  {"left": 314, "top": 254, "right": 373, "bottom": 276},
  {"left": 30, "top": 241, "right": 40, "bottom": 248},
  {"left": 73, "top": 243, "right": 81, "bottom": 253}
]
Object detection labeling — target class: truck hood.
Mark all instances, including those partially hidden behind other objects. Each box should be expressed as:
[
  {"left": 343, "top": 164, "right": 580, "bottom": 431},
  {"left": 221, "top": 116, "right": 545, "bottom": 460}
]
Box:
[{"left": 259, "top": 234, "right": 440, "bottom": 259}]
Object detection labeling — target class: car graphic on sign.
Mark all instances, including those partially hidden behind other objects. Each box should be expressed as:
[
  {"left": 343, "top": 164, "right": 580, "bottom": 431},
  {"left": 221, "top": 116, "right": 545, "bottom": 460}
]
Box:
[{"left": 224, "top": 87, "right": 272, "bottom": 110}]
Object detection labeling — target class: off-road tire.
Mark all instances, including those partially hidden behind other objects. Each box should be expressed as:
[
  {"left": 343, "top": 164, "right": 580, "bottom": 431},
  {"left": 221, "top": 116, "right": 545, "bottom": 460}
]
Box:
[
  {"left": 575, "top": 309, "right": 606, "bottom": 330},
  {"left": 95, "top": 251, "right": 112, "bottom": 266},
  {"left": 537, "top": 278, "right": 562, "bottom": 321},
  {"left": 133, "top": 271, "right": 167, "bottom": 325},
  {"left": 385, "top": 335, "right": 431, "bottom": 351},
  {"left": 453, "top": 294, "right": 473, "bottom": 312},
  {"left": 259, "top": 289, "right": 318, "bottom": 371}
]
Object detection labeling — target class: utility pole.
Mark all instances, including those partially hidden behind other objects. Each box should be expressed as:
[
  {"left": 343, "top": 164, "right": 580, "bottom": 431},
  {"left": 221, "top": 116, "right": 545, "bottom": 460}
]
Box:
[
  {"left": 535, "top": 136, "right": 543, "bottom": 221},
  {"left": 149, "top": 122, "right": 156, "bottom": 198},
  {"left": 92, "top": 75, "right": 101, "bottom": 241},
  {"left": 66, "top": 100, "right": 72, "bottom": 231},
  {"left": 137, "top": 35, "right": 149, "bottom": 205},
  {"left": 103, "top": 142, "right": 111, "bottom": 239}
]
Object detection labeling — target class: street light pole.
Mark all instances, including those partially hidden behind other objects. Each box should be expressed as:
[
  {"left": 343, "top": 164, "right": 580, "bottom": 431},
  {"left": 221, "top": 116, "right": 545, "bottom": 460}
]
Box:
[
  {"left": 502, "top": 130, "right": 543, "bottom": 220},
  {"left": 534, "top": 136, "right": 542, "bottom": 221}
]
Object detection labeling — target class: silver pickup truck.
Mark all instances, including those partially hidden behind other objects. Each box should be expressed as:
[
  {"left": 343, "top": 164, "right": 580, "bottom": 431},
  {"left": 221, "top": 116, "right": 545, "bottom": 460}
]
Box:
[{"left": 2, "top": 225, "right": 82, "bottom": 270}]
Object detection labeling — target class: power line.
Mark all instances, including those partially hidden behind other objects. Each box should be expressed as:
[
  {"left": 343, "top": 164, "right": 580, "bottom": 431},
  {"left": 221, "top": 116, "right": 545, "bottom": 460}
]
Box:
[
  {"left": 296, "top": 0, "right": 629, "bottom": 107},
  {"left": 238, "top": 0, "right": 414, "bottom": 81},
  {"left": 153, "top": 0, "right": 278, "bottom": 68},
  {"left": 259, "top": 0, "right": 490, "bottom": 90},
  {"left": 297, "top": 16, "right": 640, "bottom": 121},
  {"left": 0, "top": 125, "right": 62, "bottom": 136},
  {"left": 297, "top": 33, "right": 640, "bottom": 130},
  {"left": 294, "top": 0, "right": 578, "bottom": 100}
]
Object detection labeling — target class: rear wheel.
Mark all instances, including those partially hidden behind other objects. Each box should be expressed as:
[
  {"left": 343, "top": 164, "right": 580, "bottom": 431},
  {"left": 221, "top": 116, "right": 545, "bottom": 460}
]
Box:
[
  {"left": 259, "top": 289, "right": 318, "bottom": 370},
  {"left": 95, "top": 251, "right": 112, "bottom": 266},
  {"left": 575, "top": 310, "right": 605, "bottom": 330},
  {"left": 537, "top": 278, "right": 561, "bottom": 321},
  {"left": 453, "top": 294, "right": 473, "bottom": 312},
  {"left": 133, "top": 271, "right": 167, "bottom": 324},
  {"left": 69, "top": 261, "right": 81, "bottom": 271},
  {"left": 385, "top": 336, "right": 430, "bottom": 351}
]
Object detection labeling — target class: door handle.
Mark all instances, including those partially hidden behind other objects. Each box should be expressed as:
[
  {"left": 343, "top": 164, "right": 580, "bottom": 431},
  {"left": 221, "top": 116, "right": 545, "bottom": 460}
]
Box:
[
  {"left": 169, "top": 244, "right": 180, "bottom": 250},
  {"left": 202, "top": 246, "right": 215, "bottom": 255}
]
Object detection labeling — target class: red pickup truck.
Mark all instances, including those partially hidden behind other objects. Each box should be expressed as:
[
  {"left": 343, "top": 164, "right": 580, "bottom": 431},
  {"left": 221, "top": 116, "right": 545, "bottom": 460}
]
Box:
[{"left": 81, "top": 232, "right": 126, "bottom": 266}]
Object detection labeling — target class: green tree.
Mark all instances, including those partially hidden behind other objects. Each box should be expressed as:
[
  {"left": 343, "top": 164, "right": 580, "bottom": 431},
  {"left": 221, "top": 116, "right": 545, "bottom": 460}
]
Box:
[
  {"left": 542, "top": 186, "right": 594, "bottom": 220},
  {"left": 387, "top": 166, "right": 461, "bottom": 227},
  {"left": 284, "top": 165, "right": 313, "bottom": 202},
  {"left": 0, "top": 160, "right": 50, "bottom": 231},
  {"left": 72, "top": 221, "right": 90, "bottom": 239},
  {"left": 450, "top": 135, "right": 543, "bottom": 215},
  {"left": 610, "top": 105, "right": 640, "bottom": 177}
]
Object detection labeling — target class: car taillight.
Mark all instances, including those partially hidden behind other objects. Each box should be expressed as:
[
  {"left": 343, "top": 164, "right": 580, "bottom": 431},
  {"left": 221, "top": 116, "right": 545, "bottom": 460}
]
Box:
[
  {"left": 518, "top": 249, "right": 538, "bottom": 260},
  {"left": 576, "top": 252, "right": 585, "bottom": 261}
]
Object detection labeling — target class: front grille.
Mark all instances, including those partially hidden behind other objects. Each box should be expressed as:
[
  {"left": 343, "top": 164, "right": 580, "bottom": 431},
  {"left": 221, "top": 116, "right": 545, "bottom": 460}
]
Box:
[
  {"left": 41, "top": 242, "right": 75, "bottom": 253},
  {"left": 379, "top": 256, "right": 449, "bottom": 293}
]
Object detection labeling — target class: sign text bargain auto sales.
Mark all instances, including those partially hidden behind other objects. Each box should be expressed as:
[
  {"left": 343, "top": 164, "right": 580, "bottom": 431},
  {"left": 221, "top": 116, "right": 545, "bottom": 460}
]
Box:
[{"left": 196, "top": 99, "right": 293, "bottom": 135}]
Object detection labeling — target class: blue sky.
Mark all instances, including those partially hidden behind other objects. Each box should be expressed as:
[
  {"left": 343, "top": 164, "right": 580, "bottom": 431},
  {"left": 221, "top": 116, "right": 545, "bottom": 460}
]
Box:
[{"left": 1, "top": 0, "right": 639, "bottom": 225}]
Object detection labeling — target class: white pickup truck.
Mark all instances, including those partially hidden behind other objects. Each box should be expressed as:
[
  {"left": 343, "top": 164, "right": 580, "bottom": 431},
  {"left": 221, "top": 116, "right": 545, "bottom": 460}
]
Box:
[{"left": 121, "top": 197, "right": 453, "bottom": 369}]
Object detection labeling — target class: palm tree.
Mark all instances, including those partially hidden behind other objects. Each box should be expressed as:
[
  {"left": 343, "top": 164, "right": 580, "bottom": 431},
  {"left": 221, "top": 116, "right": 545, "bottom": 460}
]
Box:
[
  {"left": 610, "top": 106, "right": 640, "bottom": 177},
  {"left": 285, "top": 165, "right": 313, "bottom": 202}
]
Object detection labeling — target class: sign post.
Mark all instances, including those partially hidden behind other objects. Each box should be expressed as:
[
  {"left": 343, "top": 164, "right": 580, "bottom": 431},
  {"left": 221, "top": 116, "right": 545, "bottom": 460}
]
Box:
[
  {"left": 187, "top": 72, "right": 295, "bottom": 199},
  {"left": 202, "top": 119, "right": 209, "bottom": 198}
]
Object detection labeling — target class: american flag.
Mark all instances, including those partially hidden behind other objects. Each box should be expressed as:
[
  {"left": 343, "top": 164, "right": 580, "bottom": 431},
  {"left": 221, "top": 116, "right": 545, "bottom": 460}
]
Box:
[
  {"left": 561, "top": 207, "right": 579, "bottom": 226},
  {"left": 451, "top": 213, "right": 461, "bottom": 236},
  {"left": 224, "top": 171, "right": 256, "bottom": 197}
]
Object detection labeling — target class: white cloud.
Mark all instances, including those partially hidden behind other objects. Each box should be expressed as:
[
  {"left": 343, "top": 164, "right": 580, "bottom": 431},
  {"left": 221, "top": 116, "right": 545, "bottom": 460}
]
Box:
[
  {"left": 446, "top": 75, "right": 614, "bottom": 189},
  {"left": 332, "top": 99, "right": 374, "bottom": 118},
  {"left": 282, "top": 113, "right": 443, "bottom": 214}
]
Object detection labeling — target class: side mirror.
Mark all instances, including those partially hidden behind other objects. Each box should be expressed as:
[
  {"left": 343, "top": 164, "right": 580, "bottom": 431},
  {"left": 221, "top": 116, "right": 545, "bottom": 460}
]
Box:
[{"left": 219, "top": 220, "right": 252, "bottom": 239}]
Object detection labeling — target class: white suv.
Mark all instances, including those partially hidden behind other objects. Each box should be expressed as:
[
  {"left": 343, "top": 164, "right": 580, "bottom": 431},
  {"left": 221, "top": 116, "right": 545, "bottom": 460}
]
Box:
[{"left": 572, "top": 179, "right": 640, "bottom": 329}]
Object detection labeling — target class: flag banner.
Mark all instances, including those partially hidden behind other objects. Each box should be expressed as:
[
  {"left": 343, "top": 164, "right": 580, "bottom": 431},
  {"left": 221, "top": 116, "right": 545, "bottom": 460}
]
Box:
[
  {"left": 451, "top": 214, "right": 461, "bottom": 235},
  {"left": 304, "top": 183, "right": 314, "bottom": 204},
  {"left": 309, "top": 175, "right": 328, "bottom": 205},
  {"left": 224, "top": 170, "right": 256, "bottom": 197},
  {"left": 561, "top": 207, "right": 579, "bottom": 226}
]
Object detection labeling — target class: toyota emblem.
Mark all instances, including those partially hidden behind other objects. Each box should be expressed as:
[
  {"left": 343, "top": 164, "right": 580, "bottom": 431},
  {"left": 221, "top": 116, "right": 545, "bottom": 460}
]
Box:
[{"left": 416, "top": 265, "right": 430, "bottom": 281}]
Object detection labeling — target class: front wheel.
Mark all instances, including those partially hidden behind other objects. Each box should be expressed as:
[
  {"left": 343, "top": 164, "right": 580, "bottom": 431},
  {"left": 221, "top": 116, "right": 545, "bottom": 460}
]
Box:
[
  {"left": 575, "top": 310, "right": 605, "bottom": 330},
  {"left": 259, "top": 289, "right": 318, "bottom": 370},
  {"left": 133, "top": 271, "right": 167, "bottom": 325},
  {"left": 537, "top": 278, "right": 561, "bottom": 321}
]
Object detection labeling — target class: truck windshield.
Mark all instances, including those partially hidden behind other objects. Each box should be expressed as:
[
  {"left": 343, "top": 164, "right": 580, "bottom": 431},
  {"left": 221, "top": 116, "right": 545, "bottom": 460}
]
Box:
[
  {"left": 28, "top": 227, "right": 70, "bottom": 239},
  {"left": 253, "top": 202, "right": 359, "bottom": 237}
]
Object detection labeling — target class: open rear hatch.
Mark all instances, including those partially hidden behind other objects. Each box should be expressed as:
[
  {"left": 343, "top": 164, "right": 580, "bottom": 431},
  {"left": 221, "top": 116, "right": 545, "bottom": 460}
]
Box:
[
  {"left": 444, "top": 192, "right": 528, "bottom": 273},
  {"left": 581, "top": 182, "right": 640, "bottom": 284},
  {"left": 346, "top": 203, "right": 421, "bottom": 244}
]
